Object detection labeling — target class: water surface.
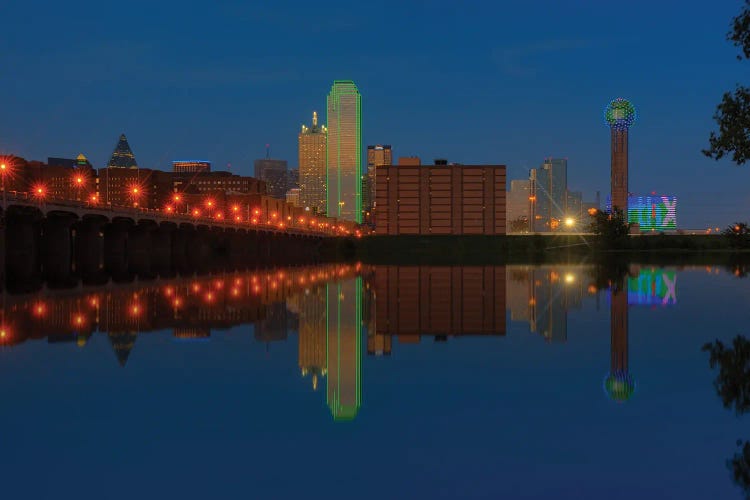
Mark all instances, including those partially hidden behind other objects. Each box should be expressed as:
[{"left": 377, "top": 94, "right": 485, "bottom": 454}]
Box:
[{"left": 0, "top": 263, "right": 747, "bottom": 499}]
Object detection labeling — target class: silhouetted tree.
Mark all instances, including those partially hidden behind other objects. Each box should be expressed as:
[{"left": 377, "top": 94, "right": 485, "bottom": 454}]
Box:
[
  {"left": 704, "top": 1, "right": 750, "bottom": 165},
  {"left": 723, "top": 222, "right": 750, "bottom": 249},
  {"left": 589, "top": 208, "right": 629, "bottom": 248}
]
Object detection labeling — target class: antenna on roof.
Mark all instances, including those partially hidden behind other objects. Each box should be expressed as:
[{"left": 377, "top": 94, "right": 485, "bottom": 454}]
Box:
[{"left": 265, "top": 144, "right": 270, "bottom": 159}]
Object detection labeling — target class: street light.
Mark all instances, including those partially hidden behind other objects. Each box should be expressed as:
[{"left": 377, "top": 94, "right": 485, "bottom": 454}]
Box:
[{"left": 0, "top": 161, "right": 8, "bottom": 211}]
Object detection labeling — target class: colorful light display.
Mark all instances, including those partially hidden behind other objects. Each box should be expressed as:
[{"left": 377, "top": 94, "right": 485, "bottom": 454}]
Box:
[
  {"left": 627, "top": 269, "right": 677, "bottom": 306},
  {"left": 604, "top": 97, "right": 636, "bottom": 130},
  {"left": 627, "top": 195, "right": 677, "bottom": 231}
]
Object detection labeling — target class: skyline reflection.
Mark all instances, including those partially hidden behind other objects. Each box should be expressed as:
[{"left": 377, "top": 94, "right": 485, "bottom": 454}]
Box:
[{"left": 0, "top": 263, "right": 687, "bottom": 420}]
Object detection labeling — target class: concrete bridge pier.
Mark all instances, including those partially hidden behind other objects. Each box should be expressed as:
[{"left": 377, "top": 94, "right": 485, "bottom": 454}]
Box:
[
  {"left": 193, "top": 225, "right": 212, "bottom": 274},
  {"left": 212, "top": 227, "right": 229, "bottom": 271},
  {"left": 41, "top": 212, "right": 78, "bottom": 287},
  {"left": 129, "top": 221, "right": 157, "bottom": 279},
  {"left": 75, "top": 215, "right": 107, "bottom": 285},
  {"left": 173, "top": 224, "right": 193, "bottom": 275},
  {"left": 104, "top": 218, "right": 134, "bottom": 282},
  {"left": 153, "top": 222, "right": 176, "bottom": 278},
  {"left": 5, "top": 207, "right": 42, "bottom": 290}
]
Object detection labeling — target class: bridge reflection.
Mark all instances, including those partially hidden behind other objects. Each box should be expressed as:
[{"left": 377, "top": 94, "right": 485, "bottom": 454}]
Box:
[{"left": 0, "top": 263, "right": 685, "bottom": 419}]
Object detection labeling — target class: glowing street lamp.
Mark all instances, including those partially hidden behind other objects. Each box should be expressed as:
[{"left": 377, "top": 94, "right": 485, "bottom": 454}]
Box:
[
  {"left": 0, "top": 160, "right": 9, "bottom": 211},
  {"left": 131, "top": 186, "right": 141, "bottom": 207},
  {"left": 564, "top": 217, "right": 575, "bottom": 229}
]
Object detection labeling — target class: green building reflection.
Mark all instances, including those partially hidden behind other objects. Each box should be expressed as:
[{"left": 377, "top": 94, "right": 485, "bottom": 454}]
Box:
[{"left": 326, "top": 277, "right": 362, "bottom": 421}]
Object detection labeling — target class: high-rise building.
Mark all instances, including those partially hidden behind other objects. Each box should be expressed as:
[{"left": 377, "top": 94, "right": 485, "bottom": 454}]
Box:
[
  {"left": 298, "top": 286, "right": 328, "bottom": 391},
  {"left": 507, "top": 179, "right": 531, "bottom": 233},
  {"left": 605, "top": 98, "right": 636, "bottom": 217},
  {"left": 365, "top": 145, "right": 392, "bottom": 224},
  {"left": 107, "top": 134, "right": 138, "bottom": 169},
  {"left": 254, "top": 158, "right": 288, "bottom": 198},
  {"left": 299, "top": 111, "right": 327, "bottom": 214},
  {"left": 530, "top": 158, "right": 567, "bottom": 232},
  {"left": 326, "top": 81, "right": 362, "bottom": 222},
  {"left": 173, "top": 160, "right": 211, "bottom": 173}
]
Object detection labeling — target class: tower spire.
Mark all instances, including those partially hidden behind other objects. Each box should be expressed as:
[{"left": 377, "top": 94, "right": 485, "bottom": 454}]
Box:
[{"left": 313, "top": 111, "right": 318, "bottom": 127}]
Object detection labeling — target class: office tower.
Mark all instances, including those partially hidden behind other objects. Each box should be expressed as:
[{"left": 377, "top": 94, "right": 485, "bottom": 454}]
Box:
[
  {"left": 107, "top": 134, "right": 138, "bottom": 169},
  {"left": 605, "top": 98, "right": 636, "bottom": 217},
  {"left": 254, "top": 158, "right": 288, "bottom": 198},
  {"left": 365, "top": 145, "right": 392, "bottom": 223},
  {"left": 507, "top": 179, "right": 531, "bottom": 233},
  {"left": 327, "top": 277, "right": 362, "bottom": 420},
  {"left": 530, "top": 158, "right": 567, "bottom": 231},
  {"left": 173, "top": 160, "right": 211, "bottom": 173},
  {"left": 299, "top": 111, "right": 327, "bottom": 213},
  {"left": 326, "top": 80, "right": 362, "bottom": 222}
]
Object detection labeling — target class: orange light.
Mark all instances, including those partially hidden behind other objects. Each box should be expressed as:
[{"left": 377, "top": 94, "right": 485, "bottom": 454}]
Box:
[
  {"left": 193, "top": 209, "right": 201, "bottom": 217},
  {"left": 216, "top": 212, "right": 223, "bottom": 219},
  {"left": 253, "top": 208, "right": 260, "bottom": 215},
  {"left": 232, "top": 205, "right": 239, "bottom": 212},
  {"left": 251, "top": 218, "right": 258, "bottom": 224},
  {"left": 271, "top": 212, "right": 278, "bottom": 219},
  {"left": 173, "top": 194, "right": 181, "bottom": 202},
  {"left": 165, "top": 205, "right": 173, "bottom": 212},
  {"left": 206, "top": 199, "right": 214, "bottom": 208}
]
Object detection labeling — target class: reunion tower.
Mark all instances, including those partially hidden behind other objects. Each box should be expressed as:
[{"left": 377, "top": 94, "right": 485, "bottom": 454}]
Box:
[{"left": 605, "top": 98, "right": 636, "bottom": 217}]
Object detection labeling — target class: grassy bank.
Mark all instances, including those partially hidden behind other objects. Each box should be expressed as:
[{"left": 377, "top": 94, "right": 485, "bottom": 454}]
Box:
[{"left": 350, "top": 234, "right": 750, "bottom": 266}]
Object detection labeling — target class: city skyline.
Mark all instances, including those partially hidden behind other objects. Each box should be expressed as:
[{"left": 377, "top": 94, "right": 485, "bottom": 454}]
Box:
[{"left": 0, "top": 2, "right": 746, "bottom": 228}]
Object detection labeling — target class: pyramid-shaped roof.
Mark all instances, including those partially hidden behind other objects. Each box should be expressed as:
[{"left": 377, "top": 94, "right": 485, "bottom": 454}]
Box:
[
  {"left": 108, "top": 332, "right": 137, "bottom": 367},
  {"left": 107, "top": 133, "right": 138, "bottom": 168}
]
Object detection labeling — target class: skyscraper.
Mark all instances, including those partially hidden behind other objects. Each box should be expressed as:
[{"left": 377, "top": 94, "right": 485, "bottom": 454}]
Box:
[
  {"left": 299, "top": 111, "right": 328, "bottom": 214},
  {"left": 530, "top": 158, "right": 567, "bottom": 231},
  {"left": 254, "top": 158, "right": 288, "bottom": 198},
  {"left": 507, "top": 179, "right": 531, "bottom": 233},
  {"left": 107, "top": 134, "right": 138, "bottom": 169},
  {"left": 605, "top": 98, "right": 636, "bottom": 217},
  {"left": 365, "top": 145, "right": 391, "bottom": 224},
  {"left": 326, "top": 81, "right": 362, "bottom": 222}
]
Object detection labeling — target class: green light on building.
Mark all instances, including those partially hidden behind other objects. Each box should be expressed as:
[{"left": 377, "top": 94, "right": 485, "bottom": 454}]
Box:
[{"left": 326, "top": 80, "right": 362, "bottom": 223}]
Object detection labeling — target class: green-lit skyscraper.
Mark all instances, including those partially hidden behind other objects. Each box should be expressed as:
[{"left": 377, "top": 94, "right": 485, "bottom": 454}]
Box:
[{"left": 326, "top": 81, "right": 362, "bottom": 223}]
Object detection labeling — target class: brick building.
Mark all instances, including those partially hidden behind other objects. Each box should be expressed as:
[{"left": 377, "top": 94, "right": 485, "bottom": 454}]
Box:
[{"left": 374, "top": 163, "right": 506, "bottom": 235}]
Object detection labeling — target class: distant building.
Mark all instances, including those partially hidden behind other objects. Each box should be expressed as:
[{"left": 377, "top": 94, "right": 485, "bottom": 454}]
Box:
[
  {"left": 287, "top": 168, "right": 299, "bottom": 189},
  {"left": 286, "top": 188, "right": 301, "bottom": 207},
  {"left": 327, "top": 80, "right": 362, "bottom": 222},
  {"left": 530, "top": 158, "right": 567, "bottom": 232},
  {"left": 254, "top": 158, "right": 288, "bottom": 198},
  {"left": 507, "top": 179, "right": 531, "bottom": 233},
  {"left": 299, "top": 111, "right": 327, "bottom": 214},
  {"left": 173, "top": 160, "right": 211, "bottom": 173},
  {"left": 375, "top": 162, "right": 506, "bottom": 235},
  {"left": 106, "top": 134, "right": 138, "bottom": 169},
  {"left": 398, "top": 156, "right": 421, "bottom": 166},
  {"left": 365, "top": 145, "right": 392, "bottom": 224}
]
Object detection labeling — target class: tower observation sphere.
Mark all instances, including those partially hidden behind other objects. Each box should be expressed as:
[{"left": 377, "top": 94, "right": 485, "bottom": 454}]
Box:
[{"left": 604, "top": 98, "right": 636, "bottom": 130}]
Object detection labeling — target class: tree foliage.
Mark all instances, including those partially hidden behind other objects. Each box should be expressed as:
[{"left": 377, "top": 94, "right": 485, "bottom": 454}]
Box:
[
  {"left": 705, "top": 1, "right": 750, "bottom": 165},
  {"left": 589, "top": 208, "right": 629, "bottom": 248},
  {"left": 723, "top": 222, "right": 750, "bottom": 248}
]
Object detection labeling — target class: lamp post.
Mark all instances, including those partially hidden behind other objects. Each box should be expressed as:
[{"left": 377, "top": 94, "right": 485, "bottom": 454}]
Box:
[{"left": 0, "top": 162, "right": 7, "bottom": 212}]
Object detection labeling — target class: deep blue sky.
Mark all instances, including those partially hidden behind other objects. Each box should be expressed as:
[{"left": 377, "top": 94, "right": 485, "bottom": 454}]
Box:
[{"left": 1, "top": 0, "right": 746, "bottom": 227}]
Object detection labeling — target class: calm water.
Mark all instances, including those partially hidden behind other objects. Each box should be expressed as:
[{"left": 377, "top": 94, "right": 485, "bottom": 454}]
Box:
[{"left": 1, "top": 263, "right": 748, "bottom": 499}]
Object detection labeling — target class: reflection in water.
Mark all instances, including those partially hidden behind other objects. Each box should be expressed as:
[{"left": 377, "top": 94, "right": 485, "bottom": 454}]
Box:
[
  {"left": 0, "top": 263, "right": 683, "bottom": 423},
  {"left": 704, "top": 336, "right": 750, "bottom": 497}
]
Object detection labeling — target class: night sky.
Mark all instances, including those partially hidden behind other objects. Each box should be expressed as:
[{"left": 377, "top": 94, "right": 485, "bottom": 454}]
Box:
[{"left": 1, "top": 0, "right": 746, "bottom": 227}]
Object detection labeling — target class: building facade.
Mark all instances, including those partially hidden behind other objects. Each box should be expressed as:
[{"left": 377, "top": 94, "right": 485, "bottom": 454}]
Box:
[
  {"left": 364, "top": 145, "right": 392, "bottom": 224},
  {"left": 326, "top": 81, "right": 362, "bottom": 222},
  {"left": 507, "top": 179, "right": 531, "bottom": 233},
  {"left": 173, "top": 160, "right": 211, "bottom": 173},
  {"left": 375, "top": 163, "right": 506, "bottom": 235},
  {"left": 299, "top": 111, "right": 327, "bottom": 214},
  {"left": 530, "top": 158, "right": 568, "bottom": 232},
  {"left": 254, "top": 158, "right": 288, "bottom": 199}
]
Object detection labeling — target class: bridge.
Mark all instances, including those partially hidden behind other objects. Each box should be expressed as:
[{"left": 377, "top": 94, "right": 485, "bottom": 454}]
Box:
[{"left": 0, "top": 195, "right": 357, "bottom": 291}]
